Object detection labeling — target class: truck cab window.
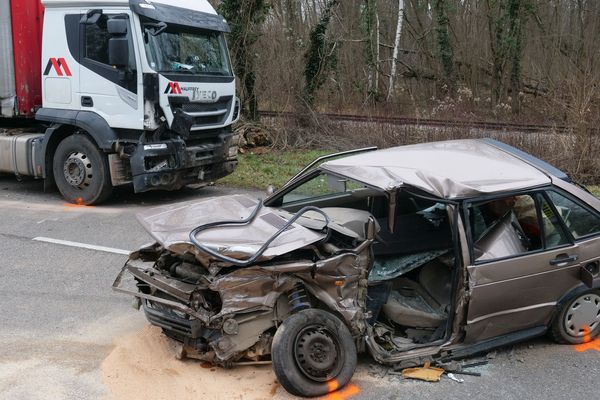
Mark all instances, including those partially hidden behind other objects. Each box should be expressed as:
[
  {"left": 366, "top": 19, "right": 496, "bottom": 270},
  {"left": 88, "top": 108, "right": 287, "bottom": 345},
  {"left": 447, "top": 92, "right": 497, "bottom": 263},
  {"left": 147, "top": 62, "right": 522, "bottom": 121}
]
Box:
[
  {"left": 85, "top": 17, "right": 110, "bottom": 64},
  {"left": 80, "top": 14, "right": 137, "bottom": 93},
  {"left": 143, "top": 22, "right": 232, "bottom": 76}
]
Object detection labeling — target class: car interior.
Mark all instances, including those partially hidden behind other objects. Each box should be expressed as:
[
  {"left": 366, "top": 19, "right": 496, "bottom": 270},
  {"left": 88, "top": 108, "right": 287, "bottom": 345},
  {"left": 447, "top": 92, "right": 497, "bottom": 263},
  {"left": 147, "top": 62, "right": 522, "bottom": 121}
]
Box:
[
  {"left": 273, "top": 172, "right": 456, "bottom": 351},
  {"left": 368, "top": 191, "right": 455, "bottom": 351}
]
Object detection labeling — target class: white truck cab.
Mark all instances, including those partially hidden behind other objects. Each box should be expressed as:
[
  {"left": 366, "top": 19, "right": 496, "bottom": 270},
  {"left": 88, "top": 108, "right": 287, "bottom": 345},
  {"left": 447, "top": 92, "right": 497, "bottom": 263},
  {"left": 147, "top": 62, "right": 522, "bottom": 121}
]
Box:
[{"left": 1, "top": 0, "right": 240, "bottom": 204}]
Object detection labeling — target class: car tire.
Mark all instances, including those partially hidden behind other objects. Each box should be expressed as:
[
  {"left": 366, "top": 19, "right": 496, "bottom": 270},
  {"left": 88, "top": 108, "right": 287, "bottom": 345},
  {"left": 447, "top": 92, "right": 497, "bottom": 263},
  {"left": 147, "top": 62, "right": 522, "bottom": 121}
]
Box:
[
  {"left": 53, "top": 134, "right": 113, "bottom": 205},
  {"left": 271, "top": 308, "right": 357, "bottom": 397},
  {"left": 550, "top": 289, "right": 600, "bottom": 344}
]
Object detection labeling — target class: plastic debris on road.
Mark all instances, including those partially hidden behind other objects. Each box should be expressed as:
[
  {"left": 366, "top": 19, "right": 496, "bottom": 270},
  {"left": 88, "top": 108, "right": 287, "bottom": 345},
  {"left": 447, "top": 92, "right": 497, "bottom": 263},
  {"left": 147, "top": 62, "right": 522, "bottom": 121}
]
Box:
[
  {"left": 447, "top": 373, "right": 465, "bottom": 383},
  {"left": 401, "top": 362, "right": 445, "bottom": 382}
]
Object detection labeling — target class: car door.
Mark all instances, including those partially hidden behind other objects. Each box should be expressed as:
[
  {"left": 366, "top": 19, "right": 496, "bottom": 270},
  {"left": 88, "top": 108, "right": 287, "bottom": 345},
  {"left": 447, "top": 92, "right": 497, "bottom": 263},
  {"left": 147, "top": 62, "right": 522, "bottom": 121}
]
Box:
[{"left": 464, "top": 191, "right": 584, "bottom": 342}]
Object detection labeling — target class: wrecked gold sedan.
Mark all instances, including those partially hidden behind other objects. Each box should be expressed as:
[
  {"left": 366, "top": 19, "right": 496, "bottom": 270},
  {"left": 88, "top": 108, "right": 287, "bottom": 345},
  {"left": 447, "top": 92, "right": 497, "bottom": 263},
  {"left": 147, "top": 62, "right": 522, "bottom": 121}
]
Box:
[{"left": 114, "top": 139, "right": 600, "bottom": 397}]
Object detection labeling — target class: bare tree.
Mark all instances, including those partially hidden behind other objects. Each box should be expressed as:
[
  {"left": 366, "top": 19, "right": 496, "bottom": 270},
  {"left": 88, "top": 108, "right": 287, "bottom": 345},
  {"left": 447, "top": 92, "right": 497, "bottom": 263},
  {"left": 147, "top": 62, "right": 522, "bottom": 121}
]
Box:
[
  {"left": 388, "top": 0, "right": 405, "bottom": 99},
  {"left": 303, "top": 0, "right": 340, "bottom": 107},
  {"left": 433, "top": 0, "right": 454, "bottom": 93},
  {"left": 361, "top": 0, "right": 380, "bottom": 99},
  {"left": 220, "top": 0, "right": 270, "bottom": 121}
]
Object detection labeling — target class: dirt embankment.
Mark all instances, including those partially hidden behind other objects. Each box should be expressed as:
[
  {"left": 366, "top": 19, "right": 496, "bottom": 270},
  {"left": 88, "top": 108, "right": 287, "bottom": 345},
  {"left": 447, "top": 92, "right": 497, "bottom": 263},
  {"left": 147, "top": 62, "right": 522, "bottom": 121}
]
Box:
[{"left": 101, "top": 326, "right": 279, "bottom": 400}]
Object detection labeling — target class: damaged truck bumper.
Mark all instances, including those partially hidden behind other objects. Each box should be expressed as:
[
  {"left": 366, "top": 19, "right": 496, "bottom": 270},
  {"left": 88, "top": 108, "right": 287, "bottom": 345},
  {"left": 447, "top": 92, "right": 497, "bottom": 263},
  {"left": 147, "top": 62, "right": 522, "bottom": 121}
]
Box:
[{"left": 126, "top": 132, "right": 238, "bottom": 193}]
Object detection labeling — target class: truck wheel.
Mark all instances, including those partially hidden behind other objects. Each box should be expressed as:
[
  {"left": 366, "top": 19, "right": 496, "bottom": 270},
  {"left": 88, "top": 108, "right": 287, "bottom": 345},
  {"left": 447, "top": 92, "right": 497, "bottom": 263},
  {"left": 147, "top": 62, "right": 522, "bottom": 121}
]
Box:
[
  {"left": 53, "top": 134, "right": 112, "bottom": 205},
  {"left": 271, "top": 309, "right": 357, "bottom": 397}
]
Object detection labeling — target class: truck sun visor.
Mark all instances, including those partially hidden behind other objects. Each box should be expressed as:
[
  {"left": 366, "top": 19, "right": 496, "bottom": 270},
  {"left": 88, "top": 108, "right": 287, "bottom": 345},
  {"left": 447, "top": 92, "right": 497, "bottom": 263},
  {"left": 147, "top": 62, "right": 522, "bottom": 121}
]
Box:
[{"left": 129, "top": 0, "right": 230, "bottom": 32}]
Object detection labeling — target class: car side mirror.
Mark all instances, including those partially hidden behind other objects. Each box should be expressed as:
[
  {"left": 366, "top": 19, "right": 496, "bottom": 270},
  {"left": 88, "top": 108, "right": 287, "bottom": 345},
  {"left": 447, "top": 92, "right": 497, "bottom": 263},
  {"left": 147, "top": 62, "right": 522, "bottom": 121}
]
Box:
[
  {"left": 266, "top": 185, "right": 276, "bottom": 196},
  {"left": 365, "top": 217, "right": 376, "bottom": 241}
]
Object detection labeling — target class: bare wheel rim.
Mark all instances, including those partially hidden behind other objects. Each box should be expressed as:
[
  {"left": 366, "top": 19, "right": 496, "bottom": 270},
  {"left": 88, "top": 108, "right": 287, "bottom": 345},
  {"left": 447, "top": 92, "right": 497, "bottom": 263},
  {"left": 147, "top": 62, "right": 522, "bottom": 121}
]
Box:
[
  {"left": 564, "top": 293, "right": 600, "bottom": 337},
  {"left": 293, "top": 324, "right": 343, "bottom": 382},
  {"left": 63, "top": 151, "right": 93, "bottom": 189}
]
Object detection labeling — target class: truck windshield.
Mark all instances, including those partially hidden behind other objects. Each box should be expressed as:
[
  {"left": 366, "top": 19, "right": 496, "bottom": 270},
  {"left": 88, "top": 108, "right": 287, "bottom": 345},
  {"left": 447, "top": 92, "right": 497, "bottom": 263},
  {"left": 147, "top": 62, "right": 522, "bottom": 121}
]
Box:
[{"left": 143, "top": 24, "right": 232, "bottom": 76}]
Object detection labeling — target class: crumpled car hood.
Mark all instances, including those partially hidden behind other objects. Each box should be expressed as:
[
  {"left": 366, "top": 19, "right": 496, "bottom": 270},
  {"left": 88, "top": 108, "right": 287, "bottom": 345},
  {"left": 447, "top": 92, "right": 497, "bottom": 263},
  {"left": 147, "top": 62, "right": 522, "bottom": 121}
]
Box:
[{"left": 137, "top": 194, "right": 326, "bottom": 262}]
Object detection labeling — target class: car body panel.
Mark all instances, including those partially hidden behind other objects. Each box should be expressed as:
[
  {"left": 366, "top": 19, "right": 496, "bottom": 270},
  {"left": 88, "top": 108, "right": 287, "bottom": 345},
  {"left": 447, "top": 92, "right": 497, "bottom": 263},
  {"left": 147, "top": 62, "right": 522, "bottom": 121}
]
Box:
[
  {"left": 136, "top": 194, "right": 326, "bottom": 262},
  {"left": 321, "top": 140, "right": 551, "bottom": 198},
  {"left": 465, "top": 243, "right": 583, "bottom": 342}
]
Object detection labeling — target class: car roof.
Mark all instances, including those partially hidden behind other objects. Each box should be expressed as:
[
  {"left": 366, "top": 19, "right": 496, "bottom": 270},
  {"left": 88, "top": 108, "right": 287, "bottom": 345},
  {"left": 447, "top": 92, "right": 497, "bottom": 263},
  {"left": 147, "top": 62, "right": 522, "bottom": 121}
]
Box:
[{"left": 320, "top": 139, "right": 554, "bottom": 199}]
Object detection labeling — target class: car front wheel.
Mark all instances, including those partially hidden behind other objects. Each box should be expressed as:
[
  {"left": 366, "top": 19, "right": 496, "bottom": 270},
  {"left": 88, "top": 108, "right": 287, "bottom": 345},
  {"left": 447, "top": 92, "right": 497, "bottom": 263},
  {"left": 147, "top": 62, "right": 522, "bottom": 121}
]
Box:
[
  {"left": 550, "top": 290, "right": 600, "bottom": 344},
  {"left": 271, "top": 308, "right": 357, "bottom": 397}
]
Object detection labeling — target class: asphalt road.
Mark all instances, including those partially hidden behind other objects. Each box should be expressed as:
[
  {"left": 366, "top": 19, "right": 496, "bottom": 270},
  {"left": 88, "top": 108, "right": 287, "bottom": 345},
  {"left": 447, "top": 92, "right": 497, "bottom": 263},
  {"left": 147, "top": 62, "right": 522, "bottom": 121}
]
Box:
[{"left": 0, "top": 176, "right": 598, "bottom": 400}]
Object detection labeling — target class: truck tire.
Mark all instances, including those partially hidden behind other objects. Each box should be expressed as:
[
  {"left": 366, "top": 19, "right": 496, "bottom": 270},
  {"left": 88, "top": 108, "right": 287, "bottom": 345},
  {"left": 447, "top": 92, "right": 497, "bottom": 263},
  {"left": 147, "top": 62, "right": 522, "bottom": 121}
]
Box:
[
  {"left": 271, "top": 309, "right": 357, "bottom": 397},
  {"left": 52, "top": 134, "right": 112, "bottom": 205}
]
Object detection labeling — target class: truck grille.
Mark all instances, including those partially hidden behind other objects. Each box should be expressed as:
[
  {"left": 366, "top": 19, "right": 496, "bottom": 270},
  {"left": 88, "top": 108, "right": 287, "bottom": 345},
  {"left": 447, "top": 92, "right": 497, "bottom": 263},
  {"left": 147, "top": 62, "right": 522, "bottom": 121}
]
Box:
[{"left": 169, "top": 96, "right": 233, "bottom": 132}]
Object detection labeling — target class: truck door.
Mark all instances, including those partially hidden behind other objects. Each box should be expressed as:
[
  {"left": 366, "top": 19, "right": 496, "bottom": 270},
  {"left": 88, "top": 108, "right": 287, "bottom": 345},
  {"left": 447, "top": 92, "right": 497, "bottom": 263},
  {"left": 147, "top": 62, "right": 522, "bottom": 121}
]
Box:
[{"left": 79, "top": 11, "right": 142, "bottom": 129}]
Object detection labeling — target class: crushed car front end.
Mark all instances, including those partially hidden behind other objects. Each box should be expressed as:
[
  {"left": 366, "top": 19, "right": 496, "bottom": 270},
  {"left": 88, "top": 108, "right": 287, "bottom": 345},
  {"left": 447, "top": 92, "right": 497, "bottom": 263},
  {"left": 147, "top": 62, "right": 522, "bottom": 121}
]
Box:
[{"left": 113, "top": 194, "right": 377, "bottom": 366}]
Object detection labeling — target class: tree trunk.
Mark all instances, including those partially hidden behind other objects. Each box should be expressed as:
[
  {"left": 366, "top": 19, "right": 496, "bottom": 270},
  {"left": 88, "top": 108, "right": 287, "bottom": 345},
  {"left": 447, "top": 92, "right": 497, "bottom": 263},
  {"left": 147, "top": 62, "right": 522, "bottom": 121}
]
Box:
[
  {"left": 303, "top": 0, "right": 340, "bottom": 107},
  {"left": 487, "top": 0, "right": 507, "bottom": 107},
  {"left": 362, "top": 0, "right": 379, "bottom": 99},
  {"left": 219, "top": 0, "right": 270, "bottom": 121},
  {"left": 388, "top": 0, "right": 405, "bottom": 100},
  {"left": 433, "top": 0, "right": 454, "bottom": 94},
  {"left": 508, "top": 0, "right": 525, "bottom": 114}
]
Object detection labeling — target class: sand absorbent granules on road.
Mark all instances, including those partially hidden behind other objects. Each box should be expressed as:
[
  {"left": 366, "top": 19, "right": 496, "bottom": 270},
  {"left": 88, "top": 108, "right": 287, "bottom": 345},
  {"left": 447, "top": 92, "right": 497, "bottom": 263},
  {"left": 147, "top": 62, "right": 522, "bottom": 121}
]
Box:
[{"left": 101, "top": 325, "right": 279, "bottom": 400}]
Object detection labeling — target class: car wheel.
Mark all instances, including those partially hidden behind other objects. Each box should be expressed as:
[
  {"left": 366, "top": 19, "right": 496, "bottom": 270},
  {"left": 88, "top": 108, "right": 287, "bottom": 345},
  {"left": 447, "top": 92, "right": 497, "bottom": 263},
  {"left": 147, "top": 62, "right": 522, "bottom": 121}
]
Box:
[
  {"left": 550, "top": 290, "right": 600, "bottom": 344},
  {"left": 53, "top": 134, "right": 112, "bottom": 205},
  {"left": 271, "top": 308, "right": 357, "bottom": 397}
]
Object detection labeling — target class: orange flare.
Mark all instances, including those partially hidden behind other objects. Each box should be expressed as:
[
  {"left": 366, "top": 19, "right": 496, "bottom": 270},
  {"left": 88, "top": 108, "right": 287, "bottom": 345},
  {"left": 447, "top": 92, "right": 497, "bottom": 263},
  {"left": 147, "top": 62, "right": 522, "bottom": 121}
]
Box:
[
  {"left": 575, "top": 338, "right": 600, "bottom": 353},
  {"left": 574, "top": 326, "right": 600, "bottom": 352},
  {"left": 323, "top": 382, "right": 360, "bottom": 400},
  {"left": 63, "top": 200, "right": 95, "bottom": 209}
]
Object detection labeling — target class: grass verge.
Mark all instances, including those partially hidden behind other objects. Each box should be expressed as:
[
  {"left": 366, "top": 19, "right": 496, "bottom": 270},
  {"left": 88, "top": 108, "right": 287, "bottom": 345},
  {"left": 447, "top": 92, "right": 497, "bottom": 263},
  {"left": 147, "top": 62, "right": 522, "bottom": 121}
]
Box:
[
  {"left": 219, "top": 149, "right": 331, "bottom": 189},
  {"left": 590, "top": 186, "right": 600, "bottom": 198}
]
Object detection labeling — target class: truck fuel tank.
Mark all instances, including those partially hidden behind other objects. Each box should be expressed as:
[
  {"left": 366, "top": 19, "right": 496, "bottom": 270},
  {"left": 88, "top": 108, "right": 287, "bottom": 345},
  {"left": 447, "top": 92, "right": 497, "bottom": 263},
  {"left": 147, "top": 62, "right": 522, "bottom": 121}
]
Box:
[{"left": 0, "top": 133, "right": 44, "bottom": 178}]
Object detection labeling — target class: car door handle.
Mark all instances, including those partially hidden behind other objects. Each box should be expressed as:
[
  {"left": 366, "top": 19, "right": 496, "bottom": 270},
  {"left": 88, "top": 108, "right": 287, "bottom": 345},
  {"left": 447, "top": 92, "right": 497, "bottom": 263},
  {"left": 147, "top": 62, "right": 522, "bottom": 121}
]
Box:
[{"left": 549, "top": 254, "right": 579, "bottom": 267}]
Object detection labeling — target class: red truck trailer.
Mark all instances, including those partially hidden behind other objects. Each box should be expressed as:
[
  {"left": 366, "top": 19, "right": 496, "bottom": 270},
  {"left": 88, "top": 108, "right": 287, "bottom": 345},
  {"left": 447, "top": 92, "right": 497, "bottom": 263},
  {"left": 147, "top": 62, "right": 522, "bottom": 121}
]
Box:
[
  {"left": 1, "top": 0, "right": 240, "bottom": 204},
  {"left": 0, "top": 0, "right": 44, "bottom": 117}
]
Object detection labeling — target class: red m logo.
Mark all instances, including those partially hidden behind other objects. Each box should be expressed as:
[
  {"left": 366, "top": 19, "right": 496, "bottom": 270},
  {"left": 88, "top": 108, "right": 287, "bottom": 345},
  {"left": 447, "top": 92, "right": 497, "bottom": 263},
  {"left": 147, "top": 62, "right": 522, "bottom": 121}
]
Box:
[
  {"left": 164, "top": 82, "right": 182, "bottom": 95},
  {"left": 43, "top": 58, "right": 72, "bottom": 77}
]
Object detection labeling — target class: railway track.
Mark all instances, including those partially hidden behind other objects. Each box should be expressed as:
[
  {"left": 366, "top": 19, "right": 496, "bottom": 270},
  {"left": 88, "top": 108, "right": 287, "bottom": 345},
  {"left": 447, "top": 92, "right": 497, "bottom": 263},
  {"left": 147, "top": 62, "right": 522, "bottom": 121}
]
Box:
[{"left": 260, "top": 111, "right": 572, "bottom": 133}]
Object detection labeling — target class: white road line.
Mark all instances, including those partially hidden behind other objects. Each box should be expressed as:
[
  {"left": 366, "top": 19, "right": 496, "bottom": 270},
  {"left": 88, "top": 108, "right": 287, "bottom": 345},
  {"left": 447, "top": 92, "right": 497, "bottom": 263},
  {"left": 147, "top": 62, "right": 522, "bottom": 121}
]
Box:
[{"left": 32, "top": 237, "right": 131, "bottom": 255}]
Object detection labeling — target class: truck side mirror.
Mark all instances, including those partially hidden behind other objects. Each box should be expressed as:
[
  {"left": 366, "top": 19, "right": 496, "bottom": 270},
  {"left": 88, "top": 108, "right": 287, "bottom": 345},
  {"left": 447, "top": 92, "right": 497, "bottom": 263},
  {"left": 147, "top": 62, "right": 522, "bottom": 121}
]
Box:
[
  {"left": 109, "top": 37, "right": 129, "bottom": 68},
  {"left": 80, "top": 9, "right": 103, "bottom": 24},
  {"left": 108, "top": 19, "right": 129, "bottom": 68},
  {"left": 107, "top": 19, "right": 128, "bottom": 35}
]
